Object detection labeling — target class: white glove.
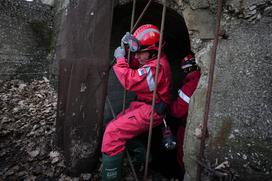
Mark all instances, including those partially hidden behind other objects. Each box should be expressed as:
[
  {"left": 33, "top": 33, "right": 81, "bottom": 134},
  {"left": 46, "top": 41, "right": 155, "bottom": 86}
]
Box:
[{"left": 114, "top": 46, "right": 126, "bottom": 59}]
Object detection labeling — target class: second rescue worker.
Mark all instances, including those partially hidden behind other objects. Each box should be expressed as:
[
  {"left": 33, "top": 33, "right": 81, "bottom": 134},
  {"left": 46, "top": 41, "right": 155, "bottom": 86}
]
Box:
[{"left": 101, "top": 24, "right": 172, "bottom": 180}]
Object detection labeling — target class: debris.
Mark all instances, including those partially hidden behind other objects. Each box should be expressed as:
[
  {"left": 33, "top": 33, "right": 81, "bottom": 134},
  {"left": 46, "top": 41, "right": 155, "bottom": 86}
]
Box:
[
  {"left": 264, "top": 6, "right": 272, "bottom": 17},
  {"left": 0, "top": 79, "right": 64, "bottom": 179},
  {"left": 249, "top": 5, "right": 257, "bottom": 11},
  {"left": 0, "top": 79, "right": 137, "bottom": 180},
  {"left": 43, "top": 76, "right": 50, "bottom": 82},
  {"left": 243, "top": 154, "right": 247, "bottom": 160},
  {"left": 28, "top": 149, "right": 40, "bottom": 158},
  {"left": 80, "top": 173, "right": 92, "bottom": 180},
  {"left": 18, "top": 83, "right": 27, "bottom": 90},
  {"left": 215, "top": 161, "right": 230, "bottom": 170},
  {"left": 199, "top": 159, "right": 239, "bottom": 180},
  {"left": 49, "top": 151, "right": 60, "bottom": 158},
  {"left": 228, "top": 134, "right": 235, "bottom": 139}
]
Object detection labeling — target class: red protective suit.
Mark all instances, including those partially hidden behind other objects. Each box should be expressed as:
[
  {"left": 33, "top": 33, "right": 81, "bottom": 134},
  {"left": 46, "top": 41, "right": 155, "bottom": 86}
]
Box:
[
  {"left": 102, "top": 53, "right": 172, "bottom": 156},
  {"left": 169, "top": 56, "right": 201, "bottom": 175}
]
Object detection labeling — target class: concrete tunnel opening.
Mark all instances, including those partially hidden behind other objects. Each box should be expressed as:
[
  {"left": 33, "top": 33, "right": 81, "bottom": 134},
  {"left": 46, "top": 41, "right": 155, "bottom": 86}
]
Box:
[
  {"left": 105, "top": 1, "right": 192, "bottom": 123},
  {"left": 1, "top": 0, "right": 271, "bottom": 179},
  {"left": 102, "top": 2, "right": 193, "bottom": 177}
]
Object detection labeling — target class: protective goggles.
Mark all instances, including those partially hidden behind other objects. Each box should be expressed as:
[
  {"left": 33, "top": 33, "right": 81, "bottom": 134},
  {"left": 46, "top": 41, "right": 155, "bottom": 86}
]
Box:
[{"left": 121, "top": 32, "right": 141, "bottom": 52}]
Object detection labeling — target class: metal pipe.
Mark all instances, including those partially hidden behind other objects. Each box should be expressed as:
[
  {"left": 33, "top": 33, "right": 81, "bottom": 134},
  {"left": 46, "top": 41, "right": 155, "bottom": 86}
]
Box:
[
  {"left": 196, "top": 0, "right": 223, "bottom": 180},
  {"left": 143, "top": 0, "right": 167, "bottom": 180}
]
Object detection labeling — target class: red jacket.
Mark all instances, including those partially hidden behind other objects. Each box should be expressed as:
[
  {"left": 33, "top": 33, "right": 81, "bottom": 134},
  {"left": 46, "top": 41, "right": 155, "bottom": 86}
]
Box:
[
  {"left": 169, "top": 70, "right": 201, "bottom": 119},
  {"left": 113, "top": 54, "right": 172, "bottom": 105}
]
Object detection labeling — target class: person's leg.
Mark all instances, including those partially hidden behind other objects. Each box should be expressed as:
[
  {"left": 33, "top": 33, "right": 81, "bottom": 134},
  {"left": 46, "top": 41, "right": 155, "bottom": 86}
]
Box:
[
  {"left": 102, "top": 152, "right": 124, "bottom": 181},
  {"left": 101, "top": 102, "right": 162, "bottom": 180}
]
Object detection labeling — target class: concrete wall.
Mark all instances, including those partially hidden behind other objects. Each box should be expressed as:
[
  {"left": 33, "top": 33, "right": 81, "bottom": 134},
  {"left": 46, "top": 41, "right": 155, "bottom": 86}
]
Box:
[
  {"left": 181, "top": 0, "right": 272, "bottom": 180},
  {"left": 0, "top": 0, "right": 54, "bottom": 81}
]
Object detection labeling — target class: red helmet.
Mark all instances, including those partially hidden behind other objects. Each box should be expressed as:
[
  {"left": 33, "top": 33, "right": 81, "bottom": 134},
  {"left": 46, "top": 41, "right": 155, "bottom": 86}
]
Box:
[{"left": 133, "top": 24, "right": 160, "bottom": 52}]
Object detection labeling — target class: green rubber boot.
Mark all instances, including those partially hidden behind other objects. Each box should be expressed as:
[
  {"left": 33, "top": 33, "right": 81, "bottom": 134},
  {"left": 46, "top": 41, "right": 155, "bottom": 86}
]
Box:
[{"left": 102, "top": 152, "right": 124, "bottom": 181}]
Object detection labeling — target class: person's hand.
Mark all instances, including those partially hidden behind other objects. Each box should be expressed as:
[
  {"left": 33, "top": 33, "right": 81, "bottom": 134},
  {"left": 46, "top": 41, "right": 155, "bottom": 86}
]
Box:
[
  {"left": 180, "top": 56, "right": 200, "bottom": 74},
  {"left": 181, "top": 57, "right": 196, "bottom": 70},
  {"left": 121, "top": 32, "right": 140, "bottom": 52},
  {"left": 121, "top": 32, "right": 132, "bottom": 48},
  {"left": 114, "top": 46, "right": 126, "bottom": 59}
]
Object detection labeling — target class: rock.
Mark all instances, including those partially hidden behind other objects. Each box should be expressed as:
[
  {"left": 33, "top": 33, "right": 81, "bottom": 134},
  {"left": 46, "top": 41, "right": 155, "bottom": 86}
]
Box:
[
  {"left": 175, "top": 0, "right": 183, "bottom": 6},
  {"left": 189, "top": 0, "right": 209, "bottom": 10},
  {"left": 0, "top": 150, "right": 7, "bottom": 157},
  {"left": 80, "top": 173, "right": 92, "bottom": 180},
  {"left": 28, "top": 149, "right": 40, "bottom": 158},
  {"left": 32, "top": 165, "right": 43, "bottom": 175},
  {"left": 57, "top": 160, "right": 65, "bottom": 168},
  {"left": 248, "top": 9, "right": 257, "bottom": 16},
  {"left": 49, "top": 151, "right": 60, "bottom": 158},
  {"left": 257, "top": 13, "right": 262, "bottom": 20},
  {"left": 5, "top": 169, "right": 14, "bottom": 176},
  {"left": 43, "top": 76, "right": 50, "bottom": 82},
  {"left": 249, "top": 5, "right": 257, "bottom": 11},
  {"left": 49, "top": 151, "right": 61, "bottom": 164},
  {"left": 18, "top": 83, "right": 27, "bottom": 90},
  {"left": 264, "top": 6, "right": 272, "bottom": 17},
  {"left": 248, "top": 14, "right": 257, "bottom": 22},
  {"left": 17, "top": 171, "right": 27, "bottom": 177},
  {"left": 40, "top": 0, "right": 55, "bottom": 6},
  {"left": 51, "top": 157, "right": 59, "bottom": 164}
]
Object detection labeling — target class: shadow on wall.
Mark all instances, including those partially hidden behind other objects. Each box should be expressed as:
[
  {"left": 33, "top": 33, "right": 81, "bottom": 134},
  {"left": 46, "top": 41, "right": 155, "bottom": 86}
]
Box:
[{"left": 104, "top": 1, "right": 191, "bottom": 123}]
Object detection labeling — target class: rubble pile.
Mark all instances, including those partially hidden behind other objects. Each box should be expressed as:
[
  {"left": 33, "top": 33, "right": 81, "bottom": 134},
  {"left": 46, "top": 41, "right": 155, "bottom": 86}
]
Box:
[{"left": 0, "top": 78, "right": 64, "bottom": 180}]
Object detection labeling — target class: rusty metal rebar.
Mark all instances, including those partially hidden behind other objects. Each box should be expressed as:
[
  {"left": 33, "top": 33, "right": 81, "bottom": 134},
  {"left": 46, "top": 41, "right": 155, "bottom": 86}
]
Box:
[
  {"left": 107, "top": 0, "right": 138, "bottom": 169},
  {"left": 132, "top": 0, "right": 153, "bottom": 32},
  {"left": 143, "top": 0, "right": 167, "bottom": 180},
  {"left": 196, "top": 0, "right": 224, "bottom": 180},
  {"left": 122, "top": 0, "right": 137, "bottom": 112},
  {"left": 122, "top": 0, "right": 153, "bottom": 113}
]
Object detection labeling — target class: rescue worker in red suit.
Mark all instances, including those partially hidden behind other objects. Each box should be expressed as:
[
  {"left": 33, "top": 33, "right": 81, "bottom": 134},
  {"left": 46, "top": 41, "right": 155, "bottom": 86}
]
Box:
[
  {"left": 169, "top": 52, "right": 201, "bottom": 179},
  {"left": 101, "top": 24, "right": 172, "bottom": 181}
]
